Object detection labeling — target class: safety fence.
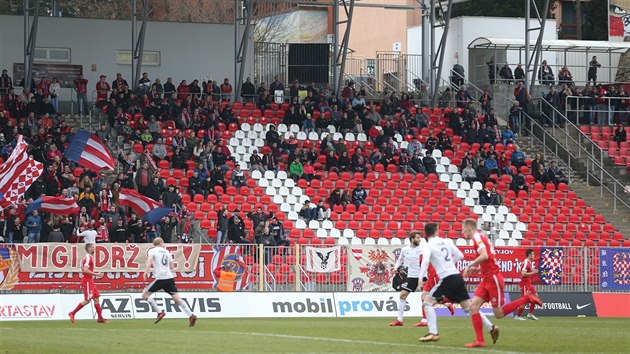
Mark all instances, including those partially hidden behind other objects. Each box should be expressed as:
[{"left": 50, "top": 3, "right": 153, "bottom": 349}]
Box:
[{"left": 1, "top": 244, "right": 627, "bottom": 294}]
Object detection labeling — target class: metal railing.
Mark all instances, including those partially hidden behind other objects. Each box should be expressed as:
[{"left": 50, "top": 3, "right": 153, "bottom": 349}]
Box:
[
  {"left": 526, "top": 97, "right": 630, "bottom": 211},
  {"left": 563, "top": 95, "right": 629, "bottom": 126},
  {"left": 506, "top": 97, "right": 575, "bottom": 183}
]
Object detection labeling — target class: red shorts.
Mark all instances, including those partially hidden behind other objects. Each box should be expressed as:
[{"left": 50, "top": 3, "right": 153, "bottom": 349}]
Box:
[
  {"left": 423, "top": 275, "right": 439, "bottom": 292},
  {"left": 82, "top": 280, "right": 100, "bottom": 301},
  {"left": 520, "top": 283, "right": 537, "bottom": 297},
  {"left": 473, "top": 273, "right": 505, "bottom": 308}
]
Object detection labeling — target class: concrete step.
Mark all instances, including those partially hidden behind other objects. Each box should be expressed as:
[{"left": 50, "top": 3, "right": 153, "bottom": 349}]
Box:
[{"left": 569, "top": 183, "right": 630, "bottom": 238}]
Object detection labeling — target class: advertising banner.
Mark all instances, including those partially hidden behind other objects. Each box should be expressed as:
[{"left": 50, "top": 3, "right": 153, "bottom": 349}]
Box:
[
  {"left": 347, "top": 245, "right": 541, "bottom": 291},
  {"left": 508, "top": 292, "right": 597, "bottom": 317},
  {"left": 609, "top": 0, "right": 630, "bottom": 41},
  {"left": 592, "top": 293, "right": 630, "bottom": 317},
  {"left": 13, "top": 243, "right": 200, "bottom": 273},
  {"left": 12, "top": 63, "right": 83, "bottom": 87},
  {"left": 0, "top": 245, "right": 247, "bottom": 292},
  {"left": 599, "top": 248, "right": 630, "bottom": 291}
]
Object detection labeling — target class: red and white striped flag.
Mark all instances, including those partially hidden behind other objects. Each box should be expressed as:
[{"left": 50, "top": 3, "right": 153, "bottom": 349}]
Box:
[
  {"left": 64, "top": 129, "right": 115, "bottom": 171},
  {"left": 0, "top": 136, "right": 44, "bottom": 211},
  {"left": 25, "top": 196, "right": 80, "bottom": 215}
]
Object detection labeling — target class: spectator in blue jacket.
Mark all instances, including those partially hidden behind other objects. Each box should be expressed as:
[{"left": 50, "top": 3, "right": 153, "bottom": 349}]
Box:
[
  {"left": 501, "top": 126, "right": 515, "bottom": 146},
  {"left": 25, "top": 210, "right": 42, "bottom": 243}
]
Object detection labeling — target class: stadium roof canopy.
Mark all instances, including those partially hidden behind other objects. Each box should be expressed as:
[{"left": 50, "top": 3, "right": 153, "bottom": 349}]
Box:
[{"left": 468, "top": 37, "right": 630, "bottom": 54}]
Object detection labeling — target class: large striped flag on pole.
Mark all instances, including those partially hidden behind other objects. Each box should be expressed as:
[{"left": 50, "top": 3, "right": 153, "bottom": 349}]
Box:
[
  {"left": 118, "top": 188, "right": 174, "bottom": 224},
  {"left": 64, "top": 129, "right": 115, "bottom": 171},
  {"left": 0, "top": 135, "right": 44, "bottom": 211},
  {"left": 25, "top": 196, "right": 80, "bottom": 215}
]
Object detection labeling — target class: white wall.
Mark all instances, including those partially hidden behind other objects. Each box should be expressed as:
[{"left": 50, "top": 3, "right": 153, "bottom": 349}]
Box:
[
  {"left": 407, "top": 16, "right": 558, "bottom": 89},
  {"left": 0, "top": 15, "right": 253, "bottom": 101}
]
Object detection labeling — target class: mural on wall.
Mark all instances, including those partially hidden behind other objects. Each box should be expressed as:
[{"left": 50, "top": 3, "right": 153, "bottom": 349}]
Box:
[
  {"left": 255, "top": 10, "right": 328, "bottom": 43},
  {"left": 609, "top": 0, "right": 630, "bottom": 41}
]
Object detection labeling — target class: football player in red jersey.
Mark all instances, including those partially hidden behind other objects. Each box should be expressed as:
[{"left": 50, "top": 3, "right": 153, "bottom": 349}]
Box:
[
  {"left": 514, "top": 249, "right": 540, "bottom": 321},
  {"left": 462, "top": 219, "right": 542, "bottom": 347},
  {"left": 68, "top": 243, "right": 109, "bottom": 324}
]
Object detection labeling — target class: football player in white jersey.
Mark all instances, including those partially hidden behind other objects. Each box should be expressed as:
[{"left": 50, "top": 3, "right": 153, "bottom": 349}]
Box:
[
  {"left": 418, "top": 223, "right": 499, "bottom": 344},
  {"left": 142, "top": 237, "right": 197, "bottom": 326},
  {"left": 389, "top": 231, "right": 424, "bottom": 326}
]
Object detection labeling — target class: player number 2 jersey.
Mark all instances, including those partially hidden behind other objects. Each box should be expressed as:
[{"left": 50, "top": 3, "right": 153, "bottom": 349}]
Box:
[
  {"left": 81, "top": 254, "right": 94, "bottom": 283},
  {"left": 421, "top": 237, "right": 463, "bottom": 279},
  {"left": 395, "top": 244, "right": 423, "bottom": 278},
  {"left": 471, "top": 231, "right": 501, "bottom": 279},
  {"left": 149, "top": 247, "right": 175, "bottom": 280},
  {"left": 520, "top": 259, "right": 534, "bottom": 286}
]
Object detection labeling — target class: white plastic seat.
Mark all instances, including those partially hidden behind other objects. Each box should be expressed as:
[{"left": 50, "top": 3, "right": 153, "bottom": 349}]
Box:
[
  {"left": 494, "top": 214, "right": 506, "bottom": 223},
  {"left": 280, "top": 203, "right": 291, "bottom": 213},
  {"left": 293, "top": 204, "right": 302, "bottom": 212},
  {"left": 333, "top": 132, "right": 343, "bottom": 140},
  {"left": 278, "top": 186, "right": 290, "bottom": 196},
  {"left": 448, "top": 181, "right": 459, "bottom": 190},
  {"left": 432, "top": 149, "right": 442, "bottom": 158},
  {"left": 289, "top": 124, "right": 300, "bottom": 133},
  {"left": 247, "top": 131, "right": 258, "bottom": 140},
  {"left": 264, "top": 171, "right": 275, "bottom": 180},
  {"left": 464, "top": 197, "right": 475, "bottom": 206},
  {"left": 308, "top": 220, "right": 320, "bottom": 229},
  {"left": 436, "top": 164, "right": 446, "bottom": 173},
  {"left": 482, "top": 213, "right": 492, "bottom": 223},
  {"left": 295, "top": 219, "right": 307, "bottom": 229},
  {"left": 390, "top": 238, "right": 402, "bottom": 245},
  {"left": 451, "top": 174, "right": 462, "bottom": 183},
  {"left": 400, "top": 141, "right": 409, "bottom": 150},
  {"left": 299, "top": 195, "right": 310, "bottom": 204},
  {"left": 516, "top": 222, "right": 527, "bottom": 231},
  {"left": 329, "top": 228, "right": 341, "bottom": 238},
  {"left": 308, "top": 132, "right": 319, "bottom": 141},
  {"left": 271, "top": 179, "right": 282, "bottom": 188},
  {"left": 286, "top": 195, "right": 297, "bottom": 205},
  {"left": 460, "top": 181, "right": 471, "bottom": 190},
  {"left": 251, "top": 170, "right": 262, "bottom": 180},
  {"left": 394, "top": 133, "right": 403, "bottom": 142},
  {"left": 287, "top": 211, "right": 299, "bottom": 220},
  {"left": 473, "top": 205, "right": 484, "bottom": 215},
  {"left": 272, "top": 195, "right": 284, "bottom": 204},
  {"left": 468, "top": 189, "right": 479, "bottom": 199},
  {"left": 327, "top": 125, "right": 336, "bottom": 133},
  {"left": 456, "top": 190, "right": 467, "bottom": 199},
  {"left": 506, "top": 213, "right": 518, "bottom": 223},
  {"left": 265, "top": 186, "right": 277, "bottom": 195},
  {"left": 296, "top": 131, "right": 307, "bottom": 140},
  {"left": 377, "top": 238, "right": 389, "bottom": 245},
  {"left": 502, "top": 222, "right": 513, "bottom": 231},
  {"left": 440, "top": 157, "right": 450, "bottom": 165},
  {"left": 338, "top": 237, "right": 349, "bottom": 245},
  {"left": 448, "top": 165, "right": 459, "bottom": 174},
  {"left": 253, "top": 123, "right": 264, "bottom": 132},
  {"left": 284, "top": 179, "right": 295, "bottom": 188},
  {"left": 456, "top": 238, "right": 467, "bottom": 246},
  {"left": 321, "top": 220, "right": 333, "bottom": 230},
  {"left": 498, "top": 205, "right": 509, "bottom": 215},
  {"left": 283, "top": 132, "right": 292, "bottom": 139},
  {"left": 241, "top": 123, "right": 251, "bottom": 132},
  {"left": 439, "top": 173, "right": 450, "bottom": 182},
  {"left": 258, "top": 178, "right": 269, "bottom": 187},
  {"left": 230, "top": 137, "right": 240, "bottom": 146},
  {"left": 277, "top": 171, "right": 288, "bottom": 180},
  {"left": 511, "top": 230, "right": 523, "bottom": 240},
  {"left": 499, "top": 230, "right": 510, "bottom": 240},
  {"left": 485, "top": 205, "right": 497, "bottom": 215},
  {"left": 507, "top": 238, "right": 519, "bottom": 246},
  {"left": 343, "top": 229, "right": 355, "bottom": 238},
  {"left": 254, "top": 138, "right": 265, "bottom": 147},
  {"left": 292, "top": 188, "right": 303, "bottom": 196},
  {"left": 236, "top": 146, "right": 246, "bottom": 155},
  {"left": 494, "top": 238, "right": 506, "bottom": 246},
  {"left": 472, "top": 181, "right": 483, "bottom": 190},
  {"left": 345, "top": 133, "right": 355, "bottom": 142},
  {"left": 364, "top": 237, "right": 376, "bottom": 245},
  {"left": 277, "top": 124, "right": 288, "bottom": 133},
  {"left": 350, "top": 237, "right": 362, "bottom": 245},
  {"left": 242, "top": 139, "right": 252, "bottom": 147},
  {"left": 357, "top": 133, "right": 367, "bottom": 142},
  {"left": 316, "top": 229, "right": 327, "bottom": 238}
]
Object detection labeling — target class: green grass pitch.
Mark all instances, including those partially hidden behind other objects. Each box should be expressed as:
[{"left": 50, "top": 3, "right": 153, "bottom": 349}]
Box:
[{"left": 1, "top": 317, "right": 629, "bottom": 353}]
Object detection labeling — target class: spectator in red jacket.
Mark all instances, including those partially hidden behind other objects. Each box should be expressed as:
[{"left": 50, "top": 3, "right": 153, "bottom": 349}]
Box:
[
  {"left": 220, "top": 78, "right": 232, "bottom": 101},
  {"left": 95, "top": 75, "right": 110, "bottom": 107},
  {"left": 73, "top": 74, "right": 89, "bottom": 116},
  {"left": 177, "top": 80, "right": 190, "bottom": 101}
]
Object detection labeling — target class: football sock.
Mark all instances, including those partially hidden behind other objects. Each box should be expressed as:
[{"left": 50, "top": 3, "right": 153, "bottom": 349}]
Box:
[
  {"left": 147, "top": 297, "right": 163, "bottom": 313},
  {"left": 423, "top": 302, "right": 438, "bottom": 334},
  {"left": 529, "top": 302, "right": 535, "bottom": 314},
  {"left": 472, "top": 313, "right": 485, "bottom": 342},
  {"left": 94, "top": 303, "right": 104, "bottom": 320},
  {"left": 501, "top": 296, "right": 530, "bottom": 315},
  {"left": 479, "top": 312, "right": 494, "bottom": 331},
  {"left": 70, "top": 302, "right": 85, "bottom": 315},
  {"left": 516, "top": 305, "right": 525, "bottom": 317},
  {"left": 177, "top": 300, "right": 193, "bottom": 317},
  {"left": 397, "top": 299, "right": 406, "bottom": 322}
]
